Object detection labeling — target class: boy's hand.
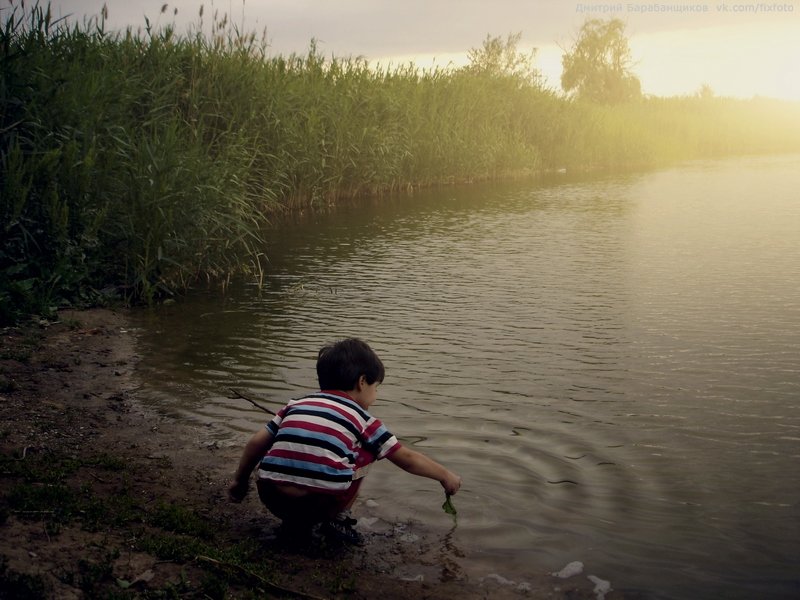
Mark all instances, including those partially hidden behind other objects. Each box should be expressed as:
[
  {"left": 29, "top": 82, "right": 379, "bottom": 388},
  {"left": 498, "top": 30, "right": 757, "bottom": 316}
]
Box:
[
  {"left": 441, "top": 471, "right": 462, "bottom": 495},
  {"left": 228, "top": 479, "right": 249, "bottom": 502}
]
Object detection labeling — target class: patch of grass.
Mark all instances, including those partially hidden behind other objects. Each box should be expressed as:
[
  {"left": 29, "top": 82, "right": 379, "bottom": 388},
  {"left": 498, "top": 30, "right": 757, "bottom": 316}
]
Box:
[
  {"left": 199, "top": 571, "right": 229, "bottom": 600},
  {"left": 0, "top": 444, "right": 301, "bottom": 598},
  {"left": 0, "top": 450, "right": 148, "bottom": 535},
  {"left": 60, "top": 318, "right": 82, "bottom": 330},
  {"left": 0, "top": 451, "right": 81, "bottom": 484},
  {"left": 136, "top": 532, "right": 213, "bottom": 562},
  {"left": 159, "top": 569, "right": 194, "bottom": 599},
  {"left": 326, "top": 563, "right": 358, "bottom": 595},
  {"left": 85, "top": 453, "right": 127, "bottom": 472},
  {"left": 0, "top": 451, "right": 128, "bottom": 484},
  {"left": 0, "top": 336, "right": 39, "bottom": 363},
  {"left": 6, "top": 482, "right": 79, "bottom": 523},
  {"left": 150, "top": 503, "right": 215, "bottom": 540},
  {"left": 0, "top": 325, "right": 43, "bottom": 357},
  {"left": 81, "top": 487, "right": 143, "bottom": 531},
  {"left": 76, "top": 555, "right": 115, "bottom": 597},
  {"left": 3, "top": 479, "right": 145, "bottom": 539},
  {"left": 0, "top": 556, "right": 47, "bottom": 599}
]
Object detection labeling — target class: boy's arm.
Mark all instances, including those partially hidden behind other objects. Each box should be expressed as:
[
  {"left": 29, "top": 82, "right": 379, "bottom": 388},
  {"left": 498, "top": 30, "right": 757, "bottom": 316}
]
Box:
[
  {"left": 228, "top": 427, "right": 274, "bottom": 502},
  {"left": 387, "top": 446, "right": 462, "bottom": 495}
]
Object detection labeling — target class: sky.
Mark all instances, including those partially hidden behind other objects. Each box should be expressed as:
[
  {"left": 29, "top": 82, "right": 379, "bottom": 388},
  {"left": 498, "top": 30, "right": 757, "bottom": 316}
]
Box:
[{"left": 21, "top": 0, "right": 800, "bottom": 100}]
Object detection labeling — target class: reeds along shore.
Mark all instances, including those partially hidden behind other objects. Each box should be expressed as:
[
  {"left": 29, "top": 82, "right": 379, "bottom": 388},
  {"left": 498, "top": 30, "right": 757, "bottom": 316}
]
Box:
[{"left": 2, "top": 4, "right": 800, "bottom": 323}]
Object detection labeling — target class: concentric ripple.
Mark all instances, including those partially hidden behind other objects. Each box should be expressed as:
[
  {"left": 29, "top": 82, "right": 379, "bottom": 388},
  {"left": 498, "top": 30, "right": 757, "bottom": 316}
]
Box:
[{"left": 132, "top": 155, "right": 800, "bottom": 600}]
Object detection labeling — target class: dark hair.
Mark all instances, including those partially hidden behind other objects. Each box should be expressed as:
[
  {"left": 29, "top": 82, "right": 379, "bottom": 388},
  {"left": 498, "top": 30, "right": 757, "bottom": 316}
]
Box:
[{"left": 316, "top": 338, "right": 385, "bottom": 391}]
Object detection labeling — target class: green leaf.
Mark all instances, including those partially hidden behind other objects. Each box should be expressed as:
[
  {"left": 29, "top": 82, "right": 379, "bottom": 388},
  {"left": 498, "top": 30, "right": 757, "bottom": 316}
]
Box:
[{"left": 442, "top": 494, "right": 457, "bottom": 518}]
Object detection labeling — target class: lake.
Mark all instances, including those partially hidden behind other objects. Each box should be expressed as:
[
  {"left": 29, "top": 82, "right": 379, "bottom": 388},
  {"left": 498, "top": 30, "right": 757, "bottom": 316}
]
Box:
[{"left": 130, "top": 154, "right": 800, "bottom": 599}]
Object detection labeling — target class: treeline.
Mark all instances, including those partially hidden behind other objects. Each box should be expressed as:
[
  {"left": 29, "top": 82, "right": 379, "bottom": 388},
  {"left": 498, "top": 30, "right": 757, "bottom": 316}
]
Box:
[{"left": 2, "top": 5, "right": 800, "bottom": 323}]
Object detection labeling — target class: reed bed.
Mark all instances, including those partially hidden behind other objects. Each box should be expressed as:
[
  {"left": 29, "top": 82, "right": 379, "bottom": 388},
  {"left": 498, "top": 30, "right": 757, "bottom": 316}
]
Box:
[{"left": 2, "top": 3, "right": 800, "bottom": 322}]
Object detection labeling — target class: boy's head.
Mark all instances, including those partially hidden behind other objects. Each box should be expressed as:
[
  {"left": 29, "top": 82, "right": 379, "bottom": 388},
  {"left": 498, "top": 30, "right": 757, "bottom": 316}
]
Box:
[{"left": 317, "top": 338, "right": 385, "bottom": 391}]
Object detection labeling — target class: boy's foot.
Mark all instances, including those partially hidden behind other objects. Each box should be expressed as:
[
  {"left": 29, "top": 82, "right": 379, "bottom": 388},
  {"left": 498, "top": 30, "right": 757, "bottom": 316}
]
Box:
[
  {"left": 336, "top": 512, "right": 357, "bottom": 527},
  {"left": 319, "top": 513, "right": 363, "bottom": 546}
]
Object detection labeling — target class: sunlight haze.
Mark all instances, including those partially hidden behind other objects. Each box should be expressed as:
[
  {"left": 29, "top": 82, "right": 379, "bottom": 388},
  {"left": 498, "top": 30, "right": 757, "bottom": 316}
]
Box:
[{"left": 21, "top": 0, "right": 800, "bottom": 100}]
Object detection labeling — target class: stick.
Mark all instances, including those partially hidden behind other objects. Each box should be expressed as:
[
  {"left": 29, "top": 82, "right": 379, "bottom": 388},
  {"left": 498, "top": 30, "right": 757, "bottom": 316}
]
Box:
[
  {"left": 229, "top": 388, "right": 277, "bottom": 415},
  {"left": 195, "top": 555, "right": 326, "bottom": 600}
]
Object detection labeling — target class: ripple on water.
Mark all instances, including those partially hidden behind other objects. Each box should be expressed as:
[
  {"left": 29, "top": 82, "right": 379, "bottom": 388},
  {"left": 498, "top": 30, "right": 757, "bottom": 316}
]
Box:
[{"left": 132, "top": 156, "right": 800, "bottom": 600}]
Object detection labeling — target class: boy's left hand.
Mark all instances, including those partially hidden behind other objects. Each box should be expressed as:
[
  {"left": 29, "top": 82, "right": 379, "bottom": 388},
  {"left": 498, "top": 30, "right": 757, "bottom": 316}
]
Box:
[{"left": 228, "top": 479, "right": 249, "bottom": 502}]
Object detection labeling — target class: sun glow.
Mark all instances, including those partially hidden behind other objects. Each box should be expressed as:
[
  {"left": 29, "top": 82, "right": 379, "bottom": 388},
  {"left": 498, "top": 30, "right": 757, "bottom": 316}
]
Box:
[
  {"left": 630, "top": 22, "right": 800, "bottom": 100},
  {"left": 380, "top": 21, "right": 800, "bottom": 102}
]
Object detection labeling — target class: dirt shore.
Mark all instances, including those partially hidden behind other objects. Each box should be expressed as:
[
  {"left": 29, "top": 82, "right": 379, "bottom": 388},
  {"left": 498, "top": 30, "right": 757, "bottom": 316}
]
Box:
[{"left": 0, "top": 308, "right": 618, "bottom": 599}]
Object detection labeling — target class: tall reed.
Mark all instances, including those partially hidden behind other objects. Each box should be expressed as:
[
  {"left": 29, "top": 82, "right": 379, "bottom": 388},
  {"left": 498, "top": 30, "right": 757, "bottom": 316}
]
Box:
[{"left": 2, "top": 2, "right": 800, "bottom": 323}]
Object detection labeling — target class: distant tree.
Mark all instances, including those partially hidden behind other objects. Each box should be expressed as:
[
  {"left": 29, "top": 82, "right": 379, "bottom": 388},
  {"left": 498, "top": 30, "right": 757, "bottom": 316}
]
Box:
[
  {"left": 561, "top": 18, "right": 641, "bottom": 103},
  {"left": 697, "top": 83, "right": 715, "bottom": 100},
  {"left": 465, "top": 32, "right": 542, "bottom": 87}
]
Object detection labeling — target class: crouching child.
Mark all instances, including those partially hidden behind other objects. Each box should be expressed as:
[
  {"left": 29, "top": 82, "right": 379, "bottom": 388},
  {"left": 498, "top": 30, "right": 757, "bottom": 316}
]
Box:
[{"left": 228, "top": 338, "right": 462, "bottom": 544}]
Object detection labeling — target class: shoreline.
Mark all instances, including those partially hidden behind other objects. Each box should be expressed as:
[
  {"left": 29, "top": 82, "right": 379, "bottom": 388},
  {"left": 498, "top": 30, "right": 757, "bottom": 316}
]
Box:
[{"left": 0, "top": 308, "right": 617, "bottom": 599}]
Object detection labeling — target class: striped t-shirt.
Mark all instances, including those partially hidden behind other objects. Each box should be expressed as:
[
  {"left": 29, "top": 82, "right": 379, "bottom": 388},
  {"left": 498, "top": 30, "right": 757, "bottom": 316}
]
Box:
[{"left": 258, "top": 391, "right": 401, "bottom": 493}]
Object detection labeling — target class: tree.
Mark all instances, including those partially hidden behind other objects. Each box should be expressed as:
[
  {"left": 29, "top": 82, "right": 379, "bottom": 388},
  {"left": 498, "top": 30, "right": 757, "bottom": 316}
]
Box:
[
  {"left": 561, "top": 18, "right": 641, "bottom": 104},
  {"left": 465, "top": 32, "right": 542, "bottom": 88},
  {"left": 697, "top": 83, "right": 715, "bottom": 100}
]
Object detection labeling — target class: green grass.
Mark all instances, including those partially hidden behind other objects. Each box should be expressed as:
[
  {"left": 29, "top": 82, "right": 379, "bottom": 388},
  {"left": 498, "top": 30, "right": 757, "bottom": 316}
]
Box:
[
  {"left": 0, "top": 331, "right": 41, "bottom": 362},
  {"left": 150, "top": 502, "right": 216, "bottom": 539},
  {"left": 0, "top": 451, "right": 143, "bottom": 535},
  {"left": 2, "top": 3, "right": 800, "bottom": 324},
  {"left": 0, "top": 556, "right": 47, "bottom": 600},
  {"left": 0, "top": 446, "right": 286, "bottom": 598}
]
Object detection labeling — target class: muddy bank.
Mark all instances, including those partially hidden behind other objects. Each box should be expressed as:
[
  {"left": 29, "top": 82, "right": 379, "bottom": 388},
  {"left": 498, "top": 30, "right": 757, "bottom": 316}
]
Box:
[{"left": 0, "top": 308, "right": 620, "bottom": 599}]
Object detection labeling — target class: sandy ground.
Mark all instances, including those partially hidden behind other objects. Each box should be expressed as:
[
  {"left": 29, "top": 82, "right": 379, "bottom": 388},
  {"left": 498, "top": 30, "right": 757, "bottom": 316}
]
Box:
[{"left": 0, "top": 308, "right": 623, "bottom": 599}]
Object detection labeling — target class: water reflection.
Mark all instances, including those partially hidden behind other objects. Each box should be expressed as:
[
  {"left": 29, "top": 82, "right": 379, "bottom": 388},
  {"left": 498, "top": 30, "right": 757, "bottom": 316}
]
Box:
[{"left": 132, "top": 155, "right": 800, "bottom": 599}]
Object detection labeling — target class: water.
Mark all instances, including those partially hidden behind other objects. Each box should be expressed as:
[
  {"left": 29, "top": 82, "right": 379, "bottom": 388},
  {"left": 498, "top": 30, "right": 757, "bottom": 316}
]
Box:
[{"left": 131, "top": 155, "right": 800, "bottom": 599}]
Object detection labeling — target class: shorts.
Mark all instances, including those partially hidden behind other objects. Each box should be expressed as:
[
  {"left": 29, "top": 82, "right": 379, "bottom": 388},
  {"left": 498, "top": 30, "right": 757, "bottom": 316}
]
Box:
[{"left": 256, "top": 478, "right": 363, "bottom": 526}]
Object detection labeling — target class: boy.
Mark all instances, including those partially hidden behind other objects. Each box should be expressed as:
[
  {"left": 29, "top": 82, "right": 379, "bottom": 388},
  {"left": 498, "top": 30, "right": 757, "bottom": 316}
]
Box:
[{"left": 228, "top": 338, "right": 462, "bottom": 544}]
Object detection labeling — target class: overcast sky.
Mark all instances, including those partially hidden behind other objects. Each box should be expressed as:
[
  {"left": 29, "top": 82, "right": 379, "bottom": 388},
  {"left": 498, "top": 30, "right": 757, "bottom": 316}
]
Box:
[{"left": 19, "top": 0, "right": 800, "bottom": 100}]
